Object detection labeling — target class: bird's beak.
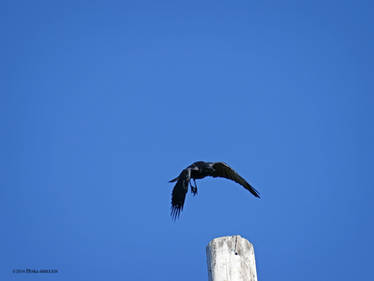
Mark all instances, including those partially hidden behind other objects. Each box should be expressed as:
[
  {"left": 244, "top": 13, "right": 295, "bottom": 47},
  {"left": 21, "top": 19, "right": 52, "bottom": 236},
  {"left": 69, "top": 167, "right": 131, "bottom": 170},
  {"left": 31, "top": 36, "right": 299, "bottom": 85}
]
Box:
[{"left": 169, "top": 177, "right": 178, "bottom": 183}]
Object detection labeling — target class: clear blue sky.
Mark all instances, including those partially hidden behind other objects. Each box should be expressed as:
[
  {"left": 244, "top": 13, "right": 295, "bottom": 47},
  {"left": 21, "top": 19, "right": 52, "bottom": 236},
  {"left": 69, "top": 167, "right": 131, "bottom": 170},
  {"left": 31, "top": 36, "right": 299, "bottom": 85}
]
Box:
[{"left": 2, "top": 1, "right": 373, "bottom": 280}]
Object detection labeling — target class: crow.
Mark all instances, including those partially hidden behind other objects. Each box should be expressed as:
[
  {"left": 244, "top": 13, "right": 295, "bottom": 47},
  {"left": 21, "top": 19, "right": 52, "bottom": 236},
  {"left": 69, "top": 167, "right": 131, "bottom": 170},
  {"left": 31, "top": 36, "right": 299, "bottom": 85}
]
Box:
[{"left": 169, "top": 161, "right": 260, "bottom": 219}]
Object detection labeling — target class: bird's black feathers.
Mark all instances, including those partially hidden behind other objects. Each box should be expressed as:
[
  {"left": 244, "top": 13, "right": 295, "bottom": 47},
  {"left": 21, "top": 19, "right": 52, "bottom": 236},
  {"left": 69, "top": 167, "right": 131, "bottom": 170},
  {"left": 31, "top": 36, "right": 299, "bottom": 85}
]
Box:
[
  {"left": 170, "top": 168, "right": 190, "bottom": 220},
  {"left": 212, "top": 162, "right": 260, "bottom": 198},
  {"left": 169, "top": 161, "right": 260, "bottom": 219}
]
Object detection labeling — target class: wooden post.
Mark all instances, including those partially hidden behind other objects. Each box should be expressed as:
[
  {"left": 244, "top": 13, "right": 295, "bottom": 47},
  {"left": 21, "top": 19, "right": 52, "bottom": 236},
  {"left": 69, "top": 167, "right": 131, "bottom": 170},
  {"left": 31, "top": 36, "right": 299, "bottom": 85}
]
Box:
[{"left": 206, "top": 235, "right": 258, "bottom": 281}]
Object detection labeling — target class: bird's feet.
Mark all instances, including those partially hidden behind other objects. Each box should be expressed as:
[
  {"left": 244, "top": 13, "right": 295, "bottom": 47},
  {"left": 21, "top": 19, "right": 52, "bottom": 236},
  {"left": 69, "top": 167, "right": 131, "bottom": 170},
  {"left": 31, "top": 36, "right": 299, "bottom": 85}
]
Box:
[
  {"left": 190, "top": 180, "right": 198, "bottom": 196},
  {"left": 191, "top": 186, "right": 198, "bottom": 196}
]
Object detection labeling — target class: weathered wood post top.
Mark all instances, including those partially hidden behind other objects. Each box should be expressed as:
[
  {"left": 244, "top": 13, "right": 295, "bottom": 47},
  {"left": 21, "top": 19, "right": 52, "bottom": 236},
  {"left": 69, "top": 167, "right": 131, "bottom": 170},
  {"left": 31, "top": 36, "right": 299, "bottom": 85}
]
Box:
[{"left": 206, "top": 235, "right": 258, "bottom": 281}]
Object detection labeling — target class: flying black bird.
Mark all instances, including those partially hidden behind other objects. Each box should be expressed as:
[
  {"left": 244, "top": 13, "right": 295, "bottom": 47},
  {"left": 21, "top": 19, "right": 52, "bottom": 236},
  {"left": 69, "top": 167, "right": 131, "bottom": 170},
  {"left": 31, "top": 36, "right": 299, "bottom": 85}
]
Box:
[{"left": 169, "top": 161, "right": 260, "bottom": 219}]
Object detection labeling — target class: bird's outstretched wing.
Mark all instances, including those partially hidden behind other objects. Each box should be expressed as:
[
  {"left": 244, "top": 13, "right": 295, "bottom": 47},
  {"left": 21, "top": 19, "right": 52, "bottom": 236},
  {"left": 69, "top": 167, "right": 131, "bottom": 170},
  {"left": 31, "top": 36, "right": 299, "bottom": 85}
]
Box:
[
  {"left": 171, "top": 168, "right": 191, "bottom": 220},
  {"left": 212, "top": 162, "right": 260, "bottom": 198}
]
